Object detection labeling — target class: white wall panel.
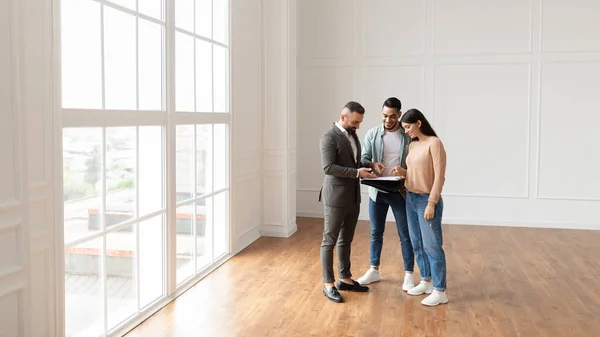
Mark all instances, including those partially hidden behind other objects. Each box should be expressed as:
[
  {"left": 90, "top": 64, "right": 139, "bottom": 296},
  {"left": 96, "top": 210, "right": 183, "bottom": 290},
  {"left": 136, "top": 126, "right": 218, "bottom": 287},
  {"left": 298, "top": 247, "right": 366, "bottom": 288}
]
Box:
[
  {"left": 538, "top": 62, "right": 600, "bottom": 200},
  {"left": 231, "top": 0, "right": 263, "bottom": 252},
  {"left": 30, "top": 249, "right": 50, "bottom": 337},
  {"left": 1, "top": 0, "right": 58, "bottom": 334},
  {"left": 1, "top": 0, "right": 29, "bottom": 336},
  {"left": 297, "top": 0, "right": 353, "bottom": 58},
  {"left": 0, "top": 0, "right": 17, "bottom": 203},
  {"left": 28, "top": 199, "right": 48, "bottom": 235},
  {"left": 0, "top": 291, "right": 21, "bottom": 337},
  {"left": 0, "top": 227, "right": 20, "bottom": 269},
  {"left": 360, "top": 0, "right": 426, "bottom": 57},
  {"left": 23, "top": 0, "right": 52, "bottom": 186},
  {"left": 434, "top": 63, "right": 530, "bottom": 198},
  {"left": 232, "top": 0, "right": 261, "bottom": 155},
  {"left": 433, "top": 0, "right": 532, "bottom": 55},
  {"left": 261, "top": 0, "right": 297, "bottom": 237},
  {"left": 360, "top": 65, "right": 424, "bottom": 124},
  {"left": 297, "top": 66, "right": 354, "bottom": 190},
  {"left": 297, "top": 0, "right": 600, "bottom": 229},
  {"left": 263, "top": 174, "right": 284, "bottom": 225},
  {"left": 542, "top": 0, "right": 600, "bottom": 53}
]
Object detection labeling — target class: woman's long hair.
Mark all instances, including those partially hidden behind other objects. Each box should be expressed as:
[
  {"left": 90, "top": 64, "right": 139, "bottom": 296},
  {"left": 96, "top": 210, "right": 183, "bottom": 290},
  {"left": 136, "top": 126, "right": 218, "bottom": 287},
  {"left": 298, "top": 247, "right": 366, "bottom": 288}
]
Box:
[{"left": 400, "top": 108, "right": 438, "bottom": 139}]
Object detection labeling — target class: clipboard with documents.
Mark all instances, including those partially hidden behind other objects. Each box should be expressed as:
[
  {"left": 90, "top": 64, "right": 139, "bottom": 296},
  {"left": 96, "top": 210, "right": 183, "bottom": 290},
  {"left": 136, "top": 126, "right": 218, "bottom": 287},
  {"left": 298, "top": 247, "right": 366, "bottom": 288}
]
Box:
[{"left": 360, "top": 176, "right": 405, "bottom": 193}]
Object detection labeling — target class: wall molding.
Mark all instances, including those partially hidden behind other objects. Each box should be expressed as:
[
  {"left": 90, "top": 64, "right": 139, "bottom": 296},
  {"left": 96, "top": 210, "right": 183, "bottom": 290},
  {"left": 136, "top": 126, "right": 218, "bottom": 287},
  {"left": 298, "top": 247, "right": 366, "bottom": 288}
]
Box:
[
  {"left": 0, "top": 267, "right": 25, "bottom": 298},
  {"left": 234, "top": 227, "right": 262, "bottom": 254},
  {"left": 261, "top": 223, "right": 297, "bottom": 238},
  {"left": 233, "top": 168, "right": 260, "bottom": 183},
  {"left": 263, "top": 169, "right": 285, "bottom": 177}
]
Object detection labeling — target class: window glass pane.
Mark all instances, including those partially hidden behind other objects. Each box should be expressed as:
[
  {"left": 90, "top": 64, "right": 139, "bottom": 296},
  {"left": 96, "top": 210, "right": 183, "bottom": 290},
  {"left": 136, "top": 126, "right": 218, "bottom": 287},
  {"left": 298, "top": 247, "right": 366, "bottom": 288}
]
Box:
[
  {"left": 176, "top": 33, "right": 195, "bottom": 112},
  {"left": 104, "top": 7, "right": 137, "bottom": 109},
  {"left": 213, "top": 124, "right": 228, "bottom": 190},
  {"left": 176, "top": 125, "right": 194, "bottom": 201},
  {"left": 63, "top": 128, "right": 102, "bottom": 244},
  {"left": 195, "top": 198, "right": 211, "bottom": 271},
  {"left": 213, "top": 45, "right": 229, "bottom": 112},
  {"left": 107, "top": 0, "right": 135, "bottom": 11},
  {"left": 176, "top": 205, "right": 194, "bottom": 284},
  {"left": 139, "top": 214, "right": 165, "bottom": 308},
  {"left": 175, "top": 0, "right": 194, "bottom": 32},
  {"left": 196, "top": 125, "right": 212, "bottom": 195},
  {"left": 139, "top": 0, "right": 162, "bottom": 20},
  {"left": 138, "top": 19, "right": 164, "bottom": 110},
  {"left": 64, "top": 238, "right": 104, "bottom": 337},
  {"left": 106, "top": 224, "right": 137, "bottom": 329},
  {"left": 138, "top": 126, "right": 164, "bottom": 215},
  {"left": 213, "top": 0, "right": 228, "bottom": 45},
  {"left": 213, "top": 191, "right": 228, "bottom": 258},
  {"left": 195, "top": 40, "right": 212, "bottom": 112},
  {"left": 195, "top": 0, "right": 211, "bottom": 38},
  {"left": 106, "top": 127, "right": 136, "bottom": 228},
  {"left": 61, "top": 0, "right": 102, "bottom": 108}
]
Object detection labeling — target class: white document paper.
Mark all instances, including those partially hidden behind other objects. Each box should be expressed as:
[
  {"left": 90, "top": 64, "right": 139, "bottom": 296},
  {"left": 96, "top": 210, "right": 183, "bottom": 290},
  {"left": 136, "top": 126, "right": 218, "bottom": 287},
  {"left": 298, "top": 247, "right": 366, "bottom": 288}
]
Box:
[{"left": 361, "top": 176, "right": 403, "bottom": 181}]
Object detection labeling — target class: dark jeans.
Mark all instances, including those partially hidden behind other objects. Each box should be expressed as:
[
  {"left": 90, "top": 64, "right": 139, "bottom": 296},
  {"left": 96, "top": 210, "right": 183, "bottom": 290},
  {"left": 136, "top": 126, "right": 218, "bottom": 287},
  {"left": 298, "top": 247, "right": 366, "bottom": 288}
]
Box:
[
  {"left": 321, "top": 204, "right": 360, "bottom": 283},
  {"left": 406, "top": 191, "right": 446, "bottom": 290},
  {"left": 368, "top": 192, "right": 414, "bottom": 272}
]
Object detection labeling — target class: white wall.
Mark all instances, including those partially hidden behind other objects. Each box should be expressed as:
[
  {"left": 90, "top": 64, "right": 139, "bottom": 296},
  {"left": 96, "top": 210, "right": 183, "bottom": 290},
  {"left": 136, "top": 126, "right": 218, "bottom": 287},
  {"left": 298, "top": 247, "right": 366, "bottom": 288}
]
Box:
[
  {"left": 0, "top": 0, "right": 60, "bottom": 335},
  {"left": 261, "top": 0, "right": 298, "bottom": 238},
  {"left": 231, "top": 0, "right": 264, "bottom": 251},
  {"left": 231, "top": 0, "right": 298, "bottom": 250},
  {"left": 296, "top": 0, "right": 600, "bottom": 230}
]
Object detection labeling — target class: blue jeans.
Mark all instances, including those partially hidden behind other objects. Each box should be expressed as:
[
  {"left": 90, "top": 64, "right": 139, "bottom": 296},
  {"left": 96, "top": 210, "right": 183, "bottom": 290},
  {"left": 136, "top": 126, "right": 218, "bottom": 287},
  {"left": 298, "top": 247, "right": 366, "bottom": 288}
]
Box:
[
  {"left": 368, "top": 192, "right": 414, "bottom": 272},
  {"left": 406, "top": 191, "right": 446, "bottom": 291}
]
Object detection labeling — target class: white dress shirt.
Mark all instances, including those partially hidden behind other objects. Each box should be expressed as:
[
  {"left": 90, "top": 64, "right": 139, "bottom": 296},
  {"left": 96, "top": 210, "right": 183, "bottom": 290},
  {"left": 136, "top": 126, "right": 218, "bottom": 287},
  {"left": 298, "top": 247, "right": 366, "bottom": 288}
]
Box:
[{"left": 335, "top": 121, "right": 360, "bottom": 178}]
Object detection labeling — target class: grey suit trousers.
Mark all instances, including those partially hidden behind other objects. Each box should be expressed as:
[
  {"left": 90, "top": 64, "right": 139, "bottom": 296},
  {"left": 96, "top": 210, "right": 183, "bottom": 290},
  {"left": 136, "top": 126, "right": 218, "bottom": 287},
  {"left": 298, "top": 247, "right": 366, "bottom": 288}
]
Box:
[{"left": 321, "top": 204, "right": 360, "bottom": 283}]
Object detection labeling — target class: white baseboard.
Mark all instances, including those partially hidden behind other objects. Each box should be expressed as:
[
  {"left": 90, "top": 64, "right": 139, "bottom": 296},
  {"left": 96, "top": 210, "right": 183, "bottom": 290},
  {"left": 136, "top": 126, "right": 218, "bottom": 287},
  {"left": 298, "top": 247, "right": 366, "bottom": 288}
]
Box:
[
  {"left": 261, "top": 222, "right": 298, "bottom": 237},
  {"left": 296, "top": 213, "right": 600, "bottom": 231},
  {"left": 234, "top": 227, "right": 262, "bottom": 254},
  {"left": 442, "top": 218, "right": 600, "bottom": 231},
  {"left": 296, "top": 211, "right": 323, "bottom": 219},
  {"left": 297, "top": 211, "right": 374, "bottom": 222}
]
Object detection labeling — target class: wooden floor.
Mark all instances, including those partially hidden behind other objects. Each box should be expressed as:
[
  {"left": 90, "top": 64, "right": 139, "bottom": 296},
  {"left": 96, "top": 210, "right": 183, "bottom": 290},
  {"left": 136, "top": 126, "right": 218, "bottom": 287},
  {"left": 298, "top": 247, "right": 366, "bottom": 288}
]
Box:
[{"left": 126, "top": 217, "right": 600, "bottom": 337}]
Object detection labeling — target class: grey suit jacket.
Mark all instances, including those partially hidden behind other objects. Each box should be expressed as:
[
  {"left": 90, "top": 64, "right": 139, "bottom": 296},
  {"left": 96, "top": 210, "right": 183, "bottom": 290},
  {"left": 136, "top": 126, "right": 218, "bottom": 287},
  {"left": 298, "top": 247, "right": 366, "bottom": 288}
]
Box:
[{"left": 318, "top": 123, "right": 366, "bottom": 208}]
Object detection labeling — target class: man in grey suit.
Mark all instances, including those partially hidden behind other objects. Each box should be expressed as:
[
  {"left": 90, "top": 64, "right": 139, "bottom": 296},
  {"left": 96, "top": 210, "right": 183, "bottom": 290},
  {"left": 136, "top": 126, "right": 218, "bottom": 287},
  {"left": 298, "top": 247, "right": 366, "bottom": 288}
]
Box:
[{"left": 319, "top": 101, "right": 376, "bottom": 303}]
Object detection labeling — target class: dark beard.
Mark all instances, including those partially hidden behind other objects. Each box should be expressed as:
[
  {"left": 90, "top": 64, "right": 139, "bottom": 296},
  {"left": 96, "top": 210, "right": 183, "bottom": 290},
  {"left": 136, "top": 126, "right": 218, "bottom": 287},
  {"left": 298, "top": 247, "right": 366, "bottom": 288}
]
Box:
[
  {"left": 346, "top": 128, "right": 356, "bottom": 136},
  {"left": 384, "top": 122, "right": 398, "bottom": 131}
]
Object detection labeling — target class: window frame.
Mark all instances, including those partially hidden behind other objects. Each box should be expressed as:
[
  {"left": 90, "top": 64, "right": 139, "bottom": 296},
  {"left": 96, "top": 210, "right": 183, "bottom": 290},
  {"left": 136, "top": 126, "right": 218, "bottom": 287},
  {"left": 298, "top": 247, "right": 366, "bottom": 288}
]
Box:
[{"left": 54, "top": 0, "right": 234, "bottom": 335}]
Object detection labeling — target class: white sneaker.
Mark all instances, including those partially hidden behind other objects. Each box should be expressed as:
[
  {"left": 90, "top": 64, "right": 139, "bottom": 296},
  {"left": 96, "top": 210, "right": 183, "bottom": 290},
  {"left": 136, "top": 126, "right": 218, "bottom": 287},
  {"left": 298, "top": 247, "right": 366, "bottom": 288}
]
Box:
[
  {"left": 402, "top": 272, "right": 415, "bottom": 291},
  {"left": 356, "top": 268, "right": 380, "bottom": 285},
  {"left": 421, "top": 290, "right": 448, "bottom": 306},
  {"left": 407, "top": 280, "right": 434, "bottom": 295}
]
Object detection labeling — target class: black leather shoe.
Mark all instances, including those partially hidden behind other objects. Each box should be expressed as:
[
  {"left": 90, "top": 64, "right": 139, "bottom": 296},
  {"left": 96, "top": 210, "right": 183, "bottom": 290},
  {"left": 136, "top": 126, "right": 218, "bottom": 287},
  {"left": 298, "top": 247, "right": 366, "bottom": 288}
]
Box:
[
  {"left": 323, "top": 286, "right": 344, "bottom": 303},
  {"left": 337, "top": 280, "right": 369, "bottom": 292}
]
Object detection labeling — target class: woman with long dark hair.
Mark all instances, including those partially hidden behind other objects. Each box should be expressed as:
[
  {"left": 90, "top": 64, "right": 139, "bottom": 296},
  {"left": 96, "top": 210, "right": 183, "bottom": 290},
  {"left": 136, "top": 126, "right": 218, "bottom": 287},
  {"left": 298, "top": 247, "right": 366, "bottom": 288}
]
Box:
[{"left": 390, "top": 108, "right": 448, "bottom": 306}]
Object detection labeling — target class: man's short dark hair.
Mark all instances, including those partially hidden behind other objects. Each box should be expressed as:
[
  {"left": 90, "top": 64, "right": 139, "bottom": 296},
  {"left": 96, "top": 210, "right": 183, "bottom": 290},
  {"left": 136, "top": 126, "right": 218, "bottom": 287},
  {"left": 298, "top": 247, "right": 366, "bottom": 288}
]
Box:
[
  {"left": 343, "top": 101, "right": 365, "bottom": 114},
  {"left": 382, "top": 97, "right": 402, "bottom": 112}
]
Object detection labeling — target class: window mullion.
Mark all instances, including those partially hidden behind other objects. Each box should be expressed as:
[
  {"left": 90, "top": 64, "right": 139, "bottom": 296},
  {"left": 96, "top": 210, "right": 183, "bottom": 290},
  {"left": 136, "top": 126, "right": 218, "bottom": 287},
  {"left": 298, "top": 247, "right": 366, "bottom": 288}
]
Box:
[
  {"left": 192, "top": 126, "right": 198, "bottom": 272},
  {"left": 101, "top": 4, "right": 106, "bottom": 109},
  {"left": 135, "top": 127, "right": 141, "bottom": 314},
  {"left": 193, "top": 0, "right": 197, "bottom": 112},
  {"left": 165, "top": 0, "right": 177, "bottom": 297},
  {"left": 101, "top": 127, "right": 108, "bottom": 335},
  {"left": 136, "top": 15, "right": 140, "bottom": 110},
  {"left": 211, "top": 0, "right": 214, "bottom": 113},
  {"left": 211, "top": 125, "right": 215, "bottom": 263}
]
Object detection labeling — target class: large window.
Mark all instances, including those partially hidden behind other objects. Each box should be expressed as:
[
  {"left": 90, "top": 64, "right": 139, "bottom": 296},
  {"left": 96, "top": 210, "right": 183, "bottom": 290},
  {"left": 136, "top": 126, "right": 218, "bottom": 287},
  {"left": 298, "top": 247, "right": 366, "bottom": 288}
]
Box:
[{"left": 60, "top": 1, "right": 230, "bottom": 336}]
